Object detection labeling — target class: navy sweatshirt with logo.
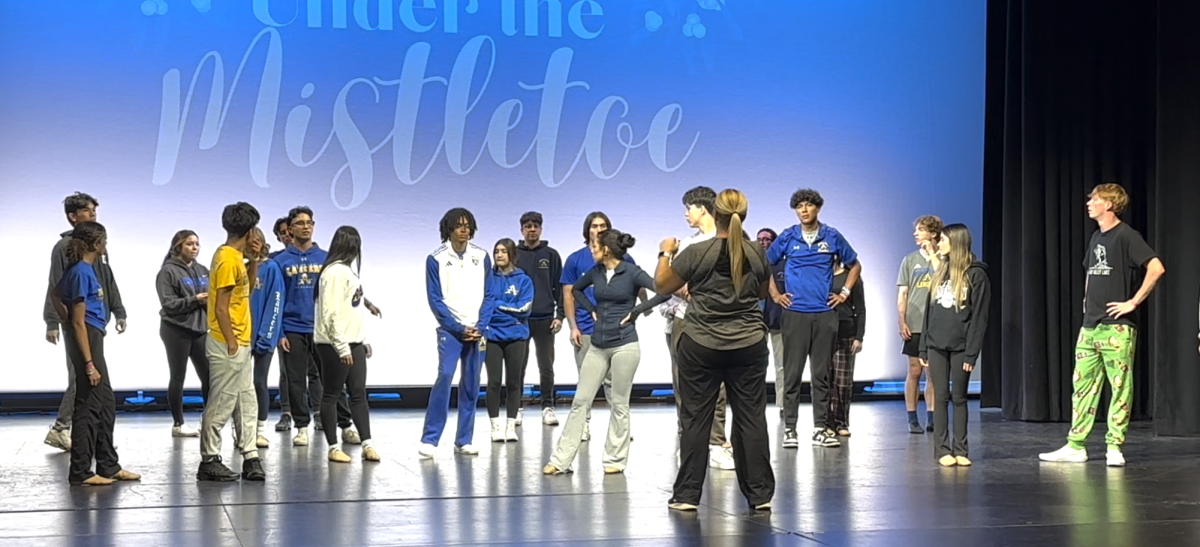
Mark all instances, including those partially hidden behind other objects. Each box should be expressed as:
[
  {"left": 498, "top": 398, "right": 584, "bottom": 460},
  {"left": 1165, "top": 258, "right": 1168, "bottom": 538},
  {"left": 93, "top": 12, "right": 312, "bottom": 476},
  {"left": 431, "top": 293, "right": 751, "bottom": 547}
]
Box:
[
  {"left": 274, "top": 244, "right": 327, "bottom": 334},
  {"left": 516, "top": 240, "right": 565, "bottom": 321}
]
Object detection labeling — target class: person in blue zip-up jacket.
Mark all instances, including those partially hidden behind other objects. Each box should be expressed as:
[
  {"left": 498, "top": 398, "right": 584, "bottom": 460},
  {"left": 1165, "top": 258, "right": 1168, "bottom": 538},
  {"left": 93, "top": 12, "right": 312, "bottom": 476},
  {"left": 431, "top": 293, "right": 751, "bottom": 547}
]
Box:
[
  {"left": 419, "top": 208, "right": 497, "bottom": 458},
  {"left": 249, "top": 227, "right": 284, "bottom": 450},
  {"left": 484, "top": 239, "right": 534, "bottom": 444}
]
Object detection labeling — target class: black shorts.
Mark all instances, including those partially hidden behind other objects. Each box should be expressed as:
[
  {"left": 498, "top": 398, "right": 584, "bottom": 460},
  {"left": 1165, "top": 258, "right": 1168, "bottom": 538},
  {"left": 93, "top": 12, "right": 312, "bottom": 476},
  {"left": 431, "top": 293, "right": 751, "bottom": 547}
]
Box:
[{"left": 902, "top": 333, "right": 922, "bottom": 358}]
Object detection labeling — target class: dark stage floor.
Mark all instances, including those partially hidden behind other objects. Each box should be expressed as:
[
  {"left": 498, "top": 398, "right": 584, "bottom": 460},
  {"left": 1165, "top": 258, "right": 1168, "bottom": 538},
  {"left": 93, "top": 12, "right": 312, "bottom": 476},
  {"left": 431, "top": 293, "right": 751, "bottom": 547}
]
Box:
[{"left": 2, "top": 400, "right": 1200, "bottom": 547}]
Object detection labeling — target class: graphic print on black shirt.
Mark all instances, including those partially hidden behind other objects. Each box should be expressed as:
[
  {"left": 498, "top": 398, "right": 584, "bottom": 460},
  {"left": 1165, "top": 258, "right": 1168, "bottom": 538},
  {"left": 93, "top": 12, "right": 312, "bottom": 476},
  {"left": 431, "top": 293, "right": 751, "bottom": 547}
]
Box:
[{"left": 1082, "top": 223, "right": 1157, "bottom": 329}]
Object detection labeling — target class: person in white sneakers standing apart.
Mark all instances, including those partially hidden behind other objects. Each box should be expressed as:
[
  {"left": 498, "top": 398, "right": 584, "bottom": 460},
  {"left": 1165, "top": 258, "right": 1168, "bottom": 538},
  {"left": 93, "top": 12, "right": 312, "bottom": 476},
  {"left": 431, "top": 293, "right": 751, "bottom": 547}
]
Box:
[
  {"left": 1039, "top": 184, "right": 1164, "bottom": 467},
  {"left": 420, "top": 208, "right": 496, "bottom": 458},
  {"left": 315, "top": 226, "right": 383, "bottom": 464},
  {"left": 485, "top": 238, "right": 534, "bottom": 443}
]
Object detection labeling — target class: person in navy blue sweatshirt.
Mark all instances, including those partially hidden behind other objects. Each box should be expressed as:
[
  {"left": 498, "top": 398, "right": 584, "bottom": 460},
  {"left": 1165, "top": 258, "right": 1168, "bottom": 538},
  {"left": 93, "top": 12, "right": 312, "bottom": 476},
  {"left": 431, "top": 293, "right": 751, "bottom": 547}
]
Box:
[
  {"left": 52, "top": 222, "right": 140, "bottom": 485},
  {"left": 269, "top": 216, "right": 294, "bottom": 432},
  {"left": 275, "top": 206, "right": 358, "bottom": 447},
  {"left": 766, "top": 189, "right": 862, "bottom": 449},
  {"left": 156, "top": 229, "right": 211, "bottom": 438},
  {"left": 249, "top": 227, "right": 284, "bottom": 449},
  {"left": 919, "top": 224, "right": 990, "bottom": 467},
  {"left": 486, "top": 238, "right": 534, "bottom": 443},
  {"left": 420, "top": 208, "right": 496, "bottom": 458},
  {"left": 515, "top": 211, "right": 565, "bottom": 427}
]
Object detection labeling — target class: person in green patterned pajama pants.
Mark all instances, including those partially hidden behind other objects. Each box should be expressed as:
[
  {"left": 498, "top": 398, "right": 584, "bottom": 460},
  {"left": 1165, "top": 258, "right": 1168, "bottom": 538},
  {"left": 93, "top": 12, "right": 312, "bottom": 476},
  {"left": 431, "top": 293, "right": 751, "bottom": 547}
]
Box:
[{"left": 1040, "top": 184, "right": 1165, "bottom": 468}]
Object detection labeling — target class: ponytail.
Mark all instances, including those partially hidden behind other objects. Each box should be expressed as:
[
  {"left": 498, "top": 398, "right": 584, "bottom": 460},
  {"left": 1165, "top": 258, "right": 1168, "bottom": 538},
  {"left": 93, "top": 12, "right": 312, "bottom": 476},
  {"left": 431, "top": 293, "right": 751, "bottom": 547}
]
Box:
[{"left": 714, "top": 189, "right": 751, "bottom": 292}]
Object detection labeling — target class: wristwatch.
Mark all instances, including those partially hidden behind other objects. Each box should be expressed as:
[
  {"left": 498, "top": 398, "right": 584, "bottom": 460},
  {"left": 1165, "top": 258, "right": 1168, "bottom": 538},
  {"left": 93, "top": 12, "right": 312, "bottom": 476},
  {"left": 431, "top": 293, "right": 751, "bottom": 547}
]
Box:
[{"left": 658, "top": 251, "right": 672, "bottom": 259}]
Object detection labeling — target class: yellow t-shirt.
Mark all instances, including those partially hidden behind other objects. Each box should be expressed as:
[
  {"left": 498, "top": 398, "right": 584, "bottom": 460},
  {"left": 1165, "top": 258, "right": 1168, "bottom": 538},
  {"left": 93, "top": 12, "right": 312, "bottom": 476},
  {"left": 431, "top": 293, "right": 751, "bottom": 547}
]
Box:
[{"left": 207, "top": 245, "right": 251, "bottom": 346}]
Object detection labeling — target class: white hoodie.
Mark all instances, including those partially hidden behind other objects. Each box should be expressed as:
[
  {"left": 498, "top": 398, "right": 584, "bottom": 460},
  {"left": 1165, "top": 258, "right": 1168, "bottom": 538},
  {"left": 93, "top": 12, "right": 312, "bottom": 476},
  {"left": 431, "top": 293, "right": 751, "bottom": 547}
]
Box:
[{"left": 315, "top": 262, "right": 365, "bottom": 357}]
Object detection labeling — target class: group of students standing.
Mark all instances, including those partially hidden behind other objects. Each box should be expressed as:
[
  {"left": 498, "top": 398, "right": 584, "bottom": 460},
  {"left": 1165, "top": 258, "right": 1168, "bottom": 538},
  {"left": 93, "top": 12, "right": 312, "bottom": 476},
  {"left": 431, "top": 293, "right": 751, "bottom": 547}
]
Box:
[{"left": 40, "top": 182, "right": 1161, "bottom": 507}]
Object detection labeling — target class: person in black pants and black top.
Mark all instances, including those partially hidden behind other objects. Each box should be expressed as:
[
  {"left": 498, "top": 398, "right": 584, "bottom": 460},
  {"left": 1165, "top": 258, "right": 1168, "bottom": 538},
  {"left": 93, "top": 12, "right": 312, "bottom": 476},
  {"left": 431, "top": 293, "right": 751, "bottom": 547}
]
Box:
[
  {"left": 156, "top": 230, "right": 211, "bottom": 438},
  {"left": 919, "top": 223, "right": 990, "bottom": 468},
  {"left": 828, "top": 261, "right": 865, "bottom": 437},
  {"left": 515, "top": 212, "right": 565, "bottom": 427},
  {"left": 655, "top": 189, "right": 774, "bottom": 513}
]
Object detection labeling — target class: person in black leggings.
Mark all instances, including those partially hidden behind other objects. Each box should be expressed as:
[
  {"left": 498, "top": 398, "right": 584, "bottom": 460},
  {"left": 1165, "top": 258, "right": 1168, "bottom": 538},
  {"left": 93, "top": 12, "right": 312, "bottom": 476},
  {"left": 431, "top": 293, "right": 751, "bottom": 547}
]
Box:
[
  {"left": 315, "top": 226, "right": 382, "bottom": 463},
  {"left": 249, "top": 227, "right": 285, "bottom": 449},
  {"left": 486, "top": 238, "right": 533, "bottom": 443},
  {"left": 156, "top": 229, "right": 211, "bottom": 438}
]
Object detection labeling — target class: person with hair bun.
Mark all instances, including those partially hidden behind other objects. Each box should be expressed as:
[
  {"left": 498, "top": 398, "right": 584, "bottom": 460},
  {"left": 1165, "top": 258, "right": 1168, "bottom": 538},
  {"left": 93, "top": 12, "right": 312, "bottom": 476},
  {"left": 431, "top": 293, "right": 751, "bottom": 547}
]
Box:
[
  {"left": 156, "top": 229, "right": 211, "bottom": 438},
  {"left": 544, "top": 230, "right": 667, "bottom": 475},
  {"left": 52, "top": 221, "right": 140, "bottom": 485},
  {"left": 655, "top": 189, "right": 774, "bottom": 512}
]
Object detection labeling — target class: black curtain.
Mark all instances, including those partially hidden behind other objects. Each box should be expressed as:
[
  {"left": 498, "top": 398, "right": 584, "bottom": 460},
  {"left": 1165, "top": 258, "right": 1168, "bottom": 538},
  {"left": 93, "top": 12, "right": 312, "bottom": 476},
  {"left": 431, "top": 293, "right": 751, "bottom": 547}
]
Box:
[{"left": 981, "top": 0, "right": 1200, "bottom": 434}]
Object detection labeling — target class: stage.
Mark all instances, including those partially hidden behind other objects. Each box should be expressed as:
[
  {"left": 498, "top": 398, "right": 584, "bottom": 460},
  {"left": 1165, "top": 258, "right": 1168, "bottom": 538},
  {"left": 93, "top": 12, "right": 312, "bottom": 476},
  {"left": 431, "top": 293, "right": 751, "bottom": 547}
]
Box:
[{"left": 1, "top": 401, "right": 1198, "bottom": 546}]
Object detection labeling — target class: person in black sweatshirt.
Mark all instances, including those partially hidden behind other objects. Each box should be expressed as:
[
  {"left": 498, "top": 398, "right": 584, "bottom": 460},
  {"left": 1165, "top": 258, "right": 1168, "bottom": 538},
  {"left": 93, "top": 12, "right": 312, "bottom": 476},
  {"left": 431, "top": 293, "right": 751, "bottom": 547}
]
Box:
[
  {"left": 919, "top": 223, "right": 990, "bottom": 467},
  {"left": 515, "top": 211, "right": 565, "bottom": 427},
  {"left": 42, "top": 192, "right": 127, "bottom": 453},
  {"left": 828, "top": 261, "right": 865, "bottom": 437},
  {"left": 156, "top": 230, "right": 212, "bottom": 438}
]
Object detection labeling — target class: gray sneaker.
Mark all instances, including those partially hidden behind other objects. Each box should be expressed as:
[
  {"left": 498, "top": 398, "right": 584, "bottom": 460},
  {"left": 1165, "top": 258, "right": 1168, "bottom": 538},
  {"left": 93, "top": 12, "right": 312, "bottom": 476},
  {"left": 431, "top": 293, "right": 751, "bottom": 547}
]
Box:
[{"left": 44, "top": 428, "right": 71, "bottom": 451}]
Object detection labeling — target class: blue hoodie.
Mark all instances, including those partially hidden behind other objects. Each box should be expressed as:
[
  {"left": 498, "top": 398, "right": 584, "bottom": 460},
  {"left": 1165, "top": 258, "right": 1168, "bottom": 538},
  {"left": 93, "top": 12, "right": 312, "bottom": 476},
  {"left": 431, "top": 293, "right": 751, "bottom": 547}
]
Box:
[
  {"left": 274, "top": 244, "right": 327, "bottom": 333},
  {"left": 486, "top": 267, "right": 534, "bottom": 342},
  {"left": 251, "top": 259, "right": 285, "bottom": 355}
]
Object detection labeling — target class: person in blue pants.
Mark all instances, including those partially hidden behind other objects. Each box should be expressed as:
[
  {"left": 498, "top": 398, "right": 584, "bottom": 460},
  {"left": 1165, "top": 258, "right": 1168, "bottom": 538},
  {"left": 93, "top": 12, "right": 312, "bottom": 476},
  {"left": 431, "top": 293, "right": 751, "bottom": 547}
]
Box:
[{"left": 419, "top": 208, "right": 496, "bottom": 458}]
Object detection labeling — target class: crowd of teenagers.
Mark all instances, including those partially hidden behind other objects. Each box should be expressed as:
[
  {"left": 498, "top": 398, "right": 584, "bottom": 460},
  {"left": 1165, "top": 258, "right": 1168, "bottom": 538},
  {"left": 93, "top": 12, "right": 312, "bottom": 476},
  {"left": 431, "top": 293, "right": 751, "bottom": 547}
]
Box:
[{"left": 40, "top": 183, "right": 1161, "bottom": 510}]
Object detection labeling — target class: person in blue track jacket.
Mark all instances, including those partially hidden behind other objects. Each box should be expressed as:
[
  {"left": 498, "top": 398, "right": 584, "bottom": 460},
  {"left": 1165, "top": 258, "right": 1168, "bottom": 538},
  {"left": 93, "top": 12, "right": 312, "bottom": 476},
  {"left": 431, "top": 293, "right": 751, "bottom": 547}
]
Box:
[{"left": 249, "top": 227, "right": 284, "bottom": 450}]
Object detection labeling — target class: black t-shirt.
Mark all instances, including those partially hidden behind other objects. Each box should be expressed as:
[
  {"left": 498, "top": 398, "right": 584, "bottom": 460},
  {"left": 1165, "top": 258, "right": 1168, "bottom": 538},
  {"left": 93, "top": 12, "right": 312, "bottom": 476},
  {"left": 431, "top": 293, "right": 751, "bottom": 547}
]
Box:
[
  {"left": 671, "top": 237, "right": 770, "bottom": 350},
  {"left": 1082, "top": 222, "right": 1157, "bottom": 328}
]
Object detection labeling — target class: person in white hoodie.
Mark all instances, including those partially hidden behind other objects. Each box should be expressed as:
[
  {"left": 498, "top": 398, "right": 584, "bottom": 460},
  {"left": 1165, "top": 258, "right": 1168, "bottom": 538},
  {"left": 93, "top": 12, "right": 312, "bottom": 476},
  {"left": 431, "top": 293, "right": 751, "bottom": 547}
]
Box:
[{"left": 315, "top": 226, "right": 381, "bottom": 464}]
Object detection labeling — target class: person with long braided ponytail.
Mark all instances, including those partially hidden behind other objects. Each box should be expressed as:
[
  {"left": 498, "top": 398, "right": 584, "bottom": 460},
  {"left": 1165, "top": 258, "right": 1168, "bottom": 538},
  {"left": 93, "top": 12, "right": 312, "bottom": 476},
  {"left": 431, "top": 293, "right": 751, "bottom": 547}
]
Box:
[{"left": 655, "top": 189, "right": 774, "bottom": 513}]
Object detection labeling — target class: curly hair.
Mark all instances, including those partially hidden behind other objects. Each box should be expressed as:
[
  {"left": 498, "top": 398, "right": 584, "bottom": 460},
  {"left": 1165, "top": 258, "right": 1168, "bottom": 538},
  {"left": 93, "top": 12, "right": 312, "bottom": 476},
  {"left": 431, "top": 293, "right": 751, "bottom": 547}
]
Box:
[{"left": 789, "top": 189, "right": 824, "bottom": 209}]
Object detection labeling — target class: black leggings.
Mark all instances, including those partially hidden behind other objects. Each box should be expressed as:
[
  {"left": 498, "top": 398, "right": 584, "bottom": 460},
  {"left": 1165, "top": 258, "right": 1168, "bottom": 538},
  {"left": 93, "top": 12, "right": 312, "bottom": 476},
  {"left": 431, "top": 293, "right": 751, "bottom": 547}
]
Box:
[
  {"left": 64, "top": 325, "right": 121, "bottom": 484},
  {"left": 253, "top": 351, "right": 273, "bottom": 422},
  {"left": 524, "top": 319, "right": 556, "bottom": 407},
  {"left": 159, "top": 321, "right": 211, "bottom": 426},
  {"left": 486, "top": 339, "right": 528, "bottom": 419},
  {"left": 317, "top": 343, "right": 370, "bottom": 445}
]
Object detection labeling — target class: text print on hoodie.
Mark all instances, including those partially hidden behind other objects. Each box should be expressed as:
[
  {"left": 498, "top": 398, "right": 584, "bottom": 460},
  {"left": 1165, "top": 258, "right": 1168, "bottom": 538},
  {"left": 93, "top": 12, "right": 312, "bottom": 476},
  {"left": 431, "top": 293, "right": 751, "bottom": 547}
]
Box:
[
  {"left": 156, "top": 256, "right": 210, "bottom": 334},
  {"left": 486, "top": 267, "right": 534, "bottom": 342},
  {"left": 251, "top": 258, "right": 285, "bottom": 355},
  {"left": 919, "top": 261, "right": 991, "bottom": 363},
  {"left": 275, "top": 244, "right": 328, "bottom": 334},
  {"left": 426, "top": 242, "right": 497, "bottom": 338}
]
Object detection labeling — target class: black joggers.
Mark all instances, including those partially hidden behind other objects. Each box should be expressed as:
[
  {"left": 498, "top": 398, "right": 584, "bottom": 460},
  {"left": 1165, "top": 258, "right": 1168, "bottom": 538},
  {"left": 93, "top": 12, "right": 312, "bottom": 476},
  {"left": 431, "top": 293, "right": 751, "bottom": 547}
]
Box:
[
  {"left": 524, "top": 318, "right": 556, "bottom": 408},
  {"left": 316, "top": 343, "right": 371, "bottom": 445},
  {"left": 926, "top": 348, "right": 970, "bottom": 458},
  {"left": 672, "top": 333, "right": 774, "bottom": 508},
  {"left": 281, "top": 332, "right": 351, "bottom": 429},
  {"left": 159, "top": 320, "right": 211, "bottom": 426},
  {"left": 780, "top": 310, "right": 837, "bottom": 430},
  {"left": 64, "top": 324, "right": 122, "bottom": 484}
]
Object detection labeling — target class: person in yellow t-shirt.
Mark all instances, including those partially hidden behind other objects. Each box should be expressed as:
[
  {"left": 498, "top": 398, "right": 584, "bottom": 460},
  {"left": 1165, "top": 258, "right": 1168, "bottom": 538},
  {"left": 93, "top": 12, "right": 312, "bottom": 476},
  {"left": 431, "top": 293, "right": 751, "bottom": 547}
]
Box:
[{"left": 198, "top": 202, "right": 267, "bottom": 482}]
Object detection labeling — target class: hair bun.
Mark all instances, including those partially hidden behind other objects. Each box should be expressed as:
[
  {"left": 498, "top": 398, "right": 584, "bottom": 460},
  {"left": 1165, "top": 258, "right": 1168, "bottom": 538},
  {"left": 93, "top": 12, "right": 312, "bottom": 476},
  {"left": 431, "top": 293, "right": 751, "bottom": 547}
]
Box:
[{"left": 618, "top": 233, "right": 636, "bottom": 249}]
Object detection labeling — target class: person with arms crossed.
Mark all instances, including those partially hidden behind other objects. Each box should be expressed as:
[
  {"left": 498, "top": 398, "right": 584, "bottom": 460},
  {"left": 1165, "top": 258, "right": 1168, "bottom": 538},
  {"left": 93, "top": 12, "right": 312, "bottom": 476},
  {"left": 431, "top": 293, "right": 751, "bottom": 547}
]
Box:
[
  {"left": 767, "top": 188, "right": 862, "bottom": 449},
  {"left": 419, "top": 208, "right": 496, "bottom": 458},
  {"left": 42, "top": 192, "right": 127, "bottom": 452},
  {"left": 1040, "top": 184, "right": 1164, "bottom": 467},
  {"left": 515, "top": 212, "right": 565, "bottom": 426},
  {"left": 898, "top": 215, "right": 942, "bottom": 433},
  {"left": 486, "top": 238, "right": 534, "bottom": 443}
]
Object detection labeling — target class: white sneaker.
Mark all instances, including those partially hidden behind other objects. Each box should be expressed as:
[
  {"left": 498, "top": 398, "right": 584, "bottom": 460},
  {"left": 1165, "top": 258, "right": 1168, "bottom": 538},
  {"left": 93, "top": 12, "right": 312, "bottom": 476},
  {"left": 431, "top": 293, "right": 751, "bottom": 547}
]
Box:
[
  {"left": 709, "top": 445, "right": 735, "bottom": 470},
  {"left": 582, "top": 421, "right": 592, "bottom": 442},
  {"left": 293, "top": 428, "right": 309, "bottom": 446},
  {"left": 44, "top": 428, "right": 71, "bottom": 451},
  {"left": 515, "top": 407, "right": 524, "bottom": 427},
  {"left": 418, "top": 443, "right": 437, "bottom": 458},
  {"left": 1106, "top": 448, "right": 1126, "bottom": 467},
  {"left": 172, "top": 424, "right": 200, "bottom": 438},
  {"left": 506, "top": 419, "right": 519, "bottom": 442},
  {"left": 342, "top": 427, "right": 361, "bottom": 445},
  {"left": 542, "top": 407, "right": 559, "bottom": 426},
  {"left": 454, "top": 444, "right": 479, "bottom": 455},
  {"left": 1039, "top": 444, "right": 1087, "bottom": 463},
  {"left": 491, "top": 419, "right": 505, "bottom": 443}
]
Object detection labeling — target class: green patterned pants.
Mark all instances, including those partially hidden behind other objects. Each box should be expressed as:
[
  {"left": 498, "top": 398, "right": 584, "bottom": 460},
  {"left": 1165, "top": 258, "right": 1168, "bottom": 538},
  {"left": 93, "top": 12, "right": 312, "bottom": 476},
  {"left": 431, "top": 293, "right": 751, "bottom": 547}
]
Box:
[{"left": 1067, "top": 324, "right": 1136, "bottom": 449}]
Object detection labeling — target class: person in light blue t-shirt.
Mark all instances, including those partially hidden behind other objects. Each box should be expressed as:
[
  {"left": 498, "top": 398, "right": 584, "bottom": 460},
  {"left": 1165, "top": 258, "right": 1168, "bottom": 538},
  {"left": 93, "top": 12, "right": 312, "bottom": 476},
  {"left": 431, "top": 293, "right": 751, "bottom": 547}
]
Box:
[{"left": 766, "top": 189, "right": 862, "bottom": 450}]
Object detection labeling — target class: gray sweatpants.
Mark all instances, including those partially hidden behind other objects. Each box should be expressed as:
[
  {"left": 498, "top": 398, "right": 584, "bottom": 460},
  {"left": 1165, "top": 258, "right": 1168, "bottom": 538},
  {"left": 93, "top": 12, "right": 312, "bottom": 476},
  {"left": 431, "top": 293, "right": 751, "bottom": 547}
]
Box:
[
  {"left": 53, "top": 348, "right": 75, "bottom": 431},
  {"left": 551, "top": 342, "right": 640, "bottom": 472},
  {"left": 572, "top": 333, "right": 612, "bottom": 420},
  {"left": 201, "top": 337, "right": 259, "bottom": 460}
]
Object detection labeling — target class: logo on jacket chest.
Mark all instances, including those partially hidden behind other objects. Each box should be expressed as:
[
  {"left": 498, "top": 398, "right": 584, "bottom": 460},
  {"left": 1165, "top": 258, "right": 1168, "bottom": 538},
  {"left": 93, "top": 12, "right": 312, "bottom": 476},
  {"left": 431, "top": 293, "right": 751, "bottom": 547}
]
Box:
[
  {"left": 539, "top": 258, "right": 550, "bottom": 269},
  {"left": 286, "top": 264, "right": 322, "bottom": 286},
  {"left": 1089, "top": 245, "right": 1112, "bottom": 276},
  {"left": 505, "top": 284, "right": 519, "bottom": 297},
  {"left": 352, "top": 286, "right": 363, "bottom": 307}
]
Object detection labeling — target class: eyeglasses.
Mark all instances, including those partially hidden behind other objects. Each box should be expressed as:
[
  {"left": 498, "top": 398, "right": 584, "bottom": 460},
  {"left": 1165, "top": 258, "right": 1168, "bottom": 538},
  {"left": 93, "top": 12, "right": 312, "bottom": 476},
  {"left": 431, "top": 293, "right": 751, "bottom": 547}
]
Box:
[
  {"left": 757, "top": 237, "right": 775, "bottom": 243},
  {"left": 292, "top": 221, "right": 315, "bottom": 227}
]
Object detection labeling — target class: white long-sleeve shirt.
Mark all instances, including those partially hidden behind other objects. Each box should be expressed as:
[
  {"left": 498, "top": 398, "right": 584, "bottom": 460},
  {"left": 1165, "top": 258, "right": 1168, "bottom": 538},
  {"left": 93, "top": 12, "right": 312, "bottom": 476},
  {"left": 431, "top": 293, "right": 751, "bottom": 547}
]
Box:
[{"left": 315, "top": 262, "right": 366, "bottom": 358}]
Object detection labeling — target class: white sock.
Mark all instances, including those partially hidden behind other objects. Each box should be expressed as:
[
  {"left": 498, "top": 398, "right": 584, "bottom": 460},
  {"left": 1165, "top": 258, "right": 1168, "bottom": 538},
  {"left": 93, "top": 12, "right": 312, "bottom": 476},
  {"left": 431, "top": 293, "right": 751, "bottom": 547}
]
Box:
[
  {"left": 257, "top": 421, "right": 266, "bottom": 434},
  {"left": 361, "top": 439, "right": 373, "bottom": 450},
  {"left": 329, "top": 442, "right": 342, "bottom": 453}
]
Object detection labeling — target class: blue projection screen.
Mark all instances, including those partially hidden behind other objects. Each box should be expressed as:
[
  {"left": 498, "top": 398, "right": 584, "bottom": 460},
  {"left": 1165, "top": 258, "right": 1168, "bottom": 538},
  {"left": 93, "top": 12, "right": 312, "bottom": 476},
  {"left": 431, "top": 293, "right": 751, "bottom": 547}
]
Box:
[{"left": 0, "top": 1, "right": 985, "bottom": 392}]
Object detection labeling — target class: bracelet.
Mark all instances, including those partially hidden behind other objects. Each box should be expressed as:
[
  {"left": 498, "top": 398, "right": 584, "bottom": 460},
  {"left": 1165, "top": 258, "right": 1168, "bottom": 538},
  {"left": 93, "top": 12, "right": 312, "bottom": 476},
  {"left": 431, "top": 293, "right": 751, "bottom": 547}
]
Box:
[{"left": 840, "top": 287, "right": 851, "bottom": 296}]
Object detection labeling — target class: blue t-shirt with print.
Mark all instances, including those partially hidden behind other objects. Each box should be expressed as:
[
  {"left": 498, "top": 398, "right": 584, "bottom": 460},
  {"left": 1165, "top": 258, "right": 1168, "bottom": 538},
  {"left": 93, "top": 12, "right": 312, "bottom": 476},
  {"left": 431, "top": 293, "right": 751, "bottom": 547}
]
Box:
[
  {"left": 58, "top": 261, "right": 108, "bottom": 331},
  {"left": 560, "top": 246, "right": 636, "bottom": 334},
  {"left": 766, "top": 224, "right": 858, "bottom": 314}
]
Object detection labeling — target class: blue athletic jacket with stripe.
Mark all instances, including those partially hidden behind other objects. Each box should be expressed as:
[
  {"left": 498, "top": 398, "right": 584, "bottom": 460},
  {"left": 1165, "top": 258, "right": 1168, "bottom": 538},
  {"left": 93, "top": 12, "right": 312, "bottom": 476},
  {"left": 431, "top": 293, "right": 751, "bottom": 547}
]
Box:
[{"left": 426, "top": 242, "right": 497, "bottom": 338}]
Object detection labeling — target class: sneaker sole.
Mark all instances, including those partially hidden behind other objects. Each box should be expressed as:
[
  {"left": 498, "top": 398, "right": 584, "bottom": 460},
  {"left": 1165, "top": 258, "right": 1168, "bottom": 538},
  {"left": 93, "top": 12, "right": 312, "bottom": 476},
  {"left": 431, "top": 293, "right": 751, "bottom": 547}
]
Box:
[
  {"left": 1039, "top": 455, "right": 1088, "bottom": 463},
  {"left": 782, "top": 442, "right": 799, "bottom": 449},
  {"left": 242, "top": 474, "right": 266, "bottom": 481},
  {"left": 196, "top": 473, "right": 240, "bottom": 482}
]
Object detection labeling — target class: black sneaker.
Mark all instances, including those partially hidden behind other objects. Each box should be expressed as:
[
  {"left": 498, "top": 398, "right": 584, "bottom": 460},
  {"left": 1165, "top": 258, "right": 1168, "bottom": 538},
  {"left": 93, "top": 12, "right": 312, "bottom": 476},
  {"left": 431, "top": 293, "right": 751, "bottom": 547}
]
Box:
[
  {"left": 314, "top": 412, "right": 324, "bottom": 431},
  {"left": 782, "top": 429, "right": 799, "bottom": 449},
  {"left": 275, "top": 414, "right": 293, "bottom": 432},
  {"left": 812, "top": 428, "right": 841, "bottom": 448},
  {"left": 926, "top": 423, "right": 934, "bottom": 432},
  {"left": 241, "top": 458, "right": 266, "bottom": 481},
  {"left": 197, "top": 458, "right": 239, "bottom": 482},
  {"left": 908, "top": 421, "right": 924, "bottom": 434}
]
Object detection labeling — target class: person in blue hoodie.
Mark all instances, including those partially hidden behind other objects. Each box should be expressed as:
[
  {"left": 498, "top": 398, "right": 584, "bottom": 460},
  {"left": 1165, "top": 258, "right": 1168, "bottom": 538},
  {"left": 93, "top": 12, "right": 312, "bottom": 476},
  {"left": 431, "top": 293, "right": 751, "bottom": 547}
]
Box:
[
  {"left": 274, "top": 207, "right": 358, "bottom": 447},
  {"left": 419, "top": 208, "right": 496, "bottom": 458},
  {"left": 248, "top": 228, "right": 284, "bottom": 450},
  {"left": 485, "top": 238, "right": 534, "bottom": 444}
]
